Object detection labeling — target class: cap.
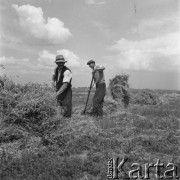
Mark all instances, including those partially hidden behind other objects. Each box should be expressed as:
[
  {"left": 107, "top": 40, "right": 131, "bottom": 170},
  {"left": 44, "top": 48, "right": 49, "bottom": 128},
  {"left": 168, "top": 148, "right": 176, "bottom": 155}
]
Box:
[{"left": 87, "top": 60, "right": 95, "bottom": 65}]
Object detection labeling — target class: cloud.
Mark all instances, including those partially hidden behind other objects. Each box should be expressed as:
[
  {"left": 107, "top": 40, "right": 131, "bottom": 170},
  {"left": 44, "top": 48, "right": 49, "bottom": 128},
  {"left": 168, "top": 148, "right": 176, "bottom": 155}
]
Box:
[
  {"left": 12, "top": 4, "right": 72, "bottom": 44},
  {"left": 0, "top": 56, "right": 39, "bottom": 76},
  {"left": 128, "top": 13, "right": 178, "bottom": 38},
  {"left": 110, "top": 33, "right": 180, "bottom": 72},
  {"left": 85, "top": 0, "right": 106, "bottom": 5},
  {"left": 38, "top": 49, "right": 81, "bottom": 67},
  {"left": 0, "top": 35, "right": 30, "bottom": 52},
  {"left": 91, "top": 21, "right": 111, "bottom": 35},
  {"left": 57, "top": 49, "right": 81, "bottom": 67},
  {"left": 142, "top": 13, "right": 178, "bottom": 33},
  {"left": 0, "top": 49, "right": 80, "bottom": 77},
  {"left": 110, "top": 13, "right": 180, "bottom": 72}
]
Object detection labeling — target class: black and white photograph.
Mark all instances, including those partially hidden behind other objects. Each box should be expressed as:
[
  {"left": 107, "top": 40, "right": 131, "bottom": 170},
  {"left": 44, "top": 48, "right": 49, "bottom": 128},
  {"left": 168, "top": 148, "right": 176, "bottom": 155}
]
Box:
[{"left": 0, "top": 0, "right": 179, "bottom": 179}]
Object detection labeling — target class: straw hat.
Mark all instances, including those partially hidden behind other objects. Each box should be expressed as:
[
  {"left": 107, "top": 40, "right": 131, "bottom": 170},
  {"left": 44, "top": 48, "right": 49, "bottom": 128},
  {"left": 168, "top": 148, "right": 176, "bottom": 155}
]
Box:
[{"left": 54, "top": 55, "right": 67, "bottom": 63}]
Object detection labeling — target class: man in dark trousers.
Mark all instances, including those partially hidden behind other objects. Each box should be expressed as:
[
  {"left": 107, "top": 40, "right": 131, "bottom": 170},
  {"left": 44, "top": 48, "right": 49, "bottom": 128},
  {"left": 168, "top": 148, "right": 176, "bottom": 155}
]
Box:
[
  {"left": 52, "top": 55, "right": 72, "bottom": 118},
  {"left": 87, "top": 60, "right": 106, "bottom": 117}
]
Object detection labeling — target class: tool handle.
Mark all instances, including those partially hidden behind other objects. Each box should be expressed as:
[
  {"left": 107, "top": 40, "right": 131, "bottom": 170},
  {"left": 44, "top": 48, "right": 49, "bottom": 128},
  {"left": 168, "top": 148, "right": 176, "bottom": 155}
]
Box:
[{"left": 83, "top": 74, "right": 94, "bottom": 113}]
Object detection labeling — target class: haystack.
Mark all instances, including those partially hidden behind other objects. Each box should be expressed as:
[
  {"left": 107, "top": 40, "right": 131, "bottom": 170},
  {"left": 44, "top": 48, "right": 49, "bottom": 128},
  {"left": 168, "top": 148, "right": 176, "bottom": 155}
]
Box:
[{"left": 108, "top": 74, "right": 131, "bottom": 108}]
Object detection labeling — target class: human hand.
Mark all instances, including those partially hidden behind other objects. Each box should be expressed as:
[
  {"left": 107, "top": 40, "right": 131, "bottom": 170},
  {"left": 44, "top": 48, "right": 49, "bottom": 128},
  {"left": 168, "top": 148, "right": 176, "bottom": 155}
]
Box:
[
  {"left": 52, "top": 81, "right": 56, "bottom": 90},
  {"left": 56, "top": 90, "right": 61, "bottom": 97}
]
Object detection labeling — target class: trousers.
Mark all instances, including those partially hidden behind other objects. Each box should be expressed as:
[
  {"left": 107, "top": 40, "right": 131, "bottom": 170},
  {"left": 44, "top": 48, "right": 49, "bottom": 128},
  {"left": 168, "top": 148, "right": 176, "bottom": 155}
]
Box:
[
  {"left": 91, "top": 82, "right": 106, "bottom": 116},
  {"left": 57, "top": 88, "right": 72, "bottom": 118}
]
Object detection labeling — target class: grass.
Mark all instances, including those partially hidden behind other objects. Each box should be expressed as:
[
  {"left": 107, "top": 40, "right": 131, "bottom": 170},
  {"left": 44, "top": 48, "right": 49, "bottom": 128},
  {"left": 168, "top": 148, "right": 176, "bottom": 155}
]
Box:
[{"left": 0, "top": 77, "right": 180, "bottom": 179}]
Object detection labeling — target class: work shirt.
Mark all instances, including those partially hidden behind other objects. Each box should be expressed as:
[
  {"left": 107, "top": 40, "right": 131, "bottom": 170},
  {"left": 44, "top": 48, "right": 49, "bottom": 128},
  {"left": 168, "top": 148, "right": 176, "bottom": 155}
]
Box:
[
  {"left": 93, "top": 65, "right": 105, "bottom": 84},
  {"left": 57, "top": 69, "right": 72, "bottom": 83}
]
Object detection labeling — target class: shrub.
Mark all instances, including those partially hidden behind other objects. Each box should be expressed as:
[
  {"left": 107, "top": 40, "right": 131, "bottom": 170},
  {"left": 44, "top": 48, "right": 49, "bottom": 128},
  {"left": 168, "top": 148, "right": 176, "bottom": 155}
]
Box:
[{"left": 108, "top": 74, "right": 131, "bottom": 108}]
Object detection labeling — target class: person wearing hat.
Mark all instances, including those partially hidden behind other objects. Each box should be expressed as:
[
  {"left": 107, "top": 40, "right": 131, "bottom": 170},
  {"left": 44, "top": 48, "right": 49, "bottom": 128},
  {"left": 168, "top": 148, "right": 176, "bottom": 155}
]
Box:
[
  {"left": 52, "top": 55, "right": 72, "bottom": 118},
  {"left": 87, "top": 60, "right": 106, "bottom": 117}
]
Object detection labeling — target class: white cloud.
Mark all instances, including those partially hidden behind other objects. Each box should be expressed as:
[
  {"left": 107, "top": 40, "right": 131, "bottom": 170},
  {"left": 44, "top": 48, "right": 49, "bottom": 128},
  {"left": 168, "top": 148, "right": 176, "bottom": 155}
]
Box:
[
  {"left": 38, "top": 50, "right": 54, "bottom": 67},
  {"left": 129, "top": 13, "right": 179, "bottom": 38},
  {"left": 0, "top": 56, "right": 27, "bottom": 65},
  {"left": 0, "top": 56, "right": 40, "bottom": 76},
  {"left": 85, "top": 0, "right": 106, "bottom": 5},
  {"left": 57, "top": 49, "right": 81, "bottom": 67},
  {"left": 91, "top": 21, "right": 111, "bottom": 35},
  {"left": 38, "top": 49, "right": 81, "bottom": 67},
  {"left": 0, "top": 49, "right": 80, "bottom": 77},
  {"left": 110, "top": 13, "right": 180, "bottom": 72},
  {"left": 110, "top": 33, "right": 180, "bottom": 72},
  {"left": 12, "top": 4, "right": 72, "bottom": 44}
]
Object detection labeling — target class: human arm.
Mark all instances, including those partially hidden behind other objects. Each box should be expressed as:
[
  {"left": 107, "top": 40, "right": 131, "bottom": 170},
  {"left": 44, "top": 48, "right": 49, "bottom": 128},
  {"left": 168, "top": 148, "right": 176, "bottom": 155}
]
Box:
[
  {"left": 56, "top": 83, "right": 68, "bottom": 96},
  {"left": 93, "top": 65, "right": 105, "bottom": 84},
  {"left": 93, "top": 71, "right": 100, "bottom": 84}
]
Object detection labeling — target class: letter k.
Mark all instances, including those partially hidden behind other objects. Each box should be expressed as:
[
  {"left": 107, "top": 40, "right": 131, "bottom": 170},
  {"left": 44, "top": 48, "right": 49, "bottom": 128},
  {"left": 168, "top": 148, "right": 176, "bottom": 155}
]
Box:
[{"left": 113, "top": 157, "right": 129, "bottom": 179}]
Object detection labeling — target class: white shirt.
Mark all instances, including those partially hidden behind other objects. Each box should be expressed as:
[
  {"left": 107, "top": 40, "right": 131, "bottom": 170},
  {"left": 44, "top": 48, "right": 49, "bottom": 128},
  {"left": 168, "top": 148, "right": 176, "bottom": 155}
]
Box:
[{"left": 57, "top": 69, "right": 72, "bottom": 83}]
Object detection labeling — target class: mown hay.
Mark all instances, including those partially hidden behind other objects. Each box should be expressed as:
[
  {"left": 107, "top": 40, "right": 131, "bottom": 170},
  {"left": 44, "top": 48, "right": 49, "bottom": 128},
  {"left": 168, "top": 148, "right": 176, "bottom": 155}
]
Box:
[
  {"left": 0, "top": 76, "right": 179, "bottom": 180},
  {"left": 0, "top": 78, "right": 57, "bottom": 146},
  {"left": 103, "top": 96, "right": 123, "bottom": 114},
  {"left": 108, "top": 74, "right": 131, "bottom": 108},
  {"left": 131, "top": 89, "right": 159, "bottom": 105}
]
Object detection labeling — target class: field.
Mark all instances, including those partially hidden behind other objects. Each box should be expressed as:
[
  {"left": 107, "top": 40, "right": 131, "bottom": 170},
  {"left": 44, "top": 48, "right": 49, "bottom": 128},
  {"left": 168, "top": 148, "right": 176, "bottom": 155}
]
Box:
[{"left": 0, "top": 78, "right": 180, "bottom": 180}]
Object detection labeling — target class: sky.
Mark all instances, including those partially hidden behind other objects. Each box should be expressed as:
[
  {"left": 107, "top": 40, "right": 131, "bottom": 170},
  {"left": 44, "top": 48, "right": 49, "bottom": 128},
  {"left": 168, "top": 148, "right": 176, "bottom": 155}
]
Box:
[{"left": 0, "top": 0, "right": 180, "bottom": 90}]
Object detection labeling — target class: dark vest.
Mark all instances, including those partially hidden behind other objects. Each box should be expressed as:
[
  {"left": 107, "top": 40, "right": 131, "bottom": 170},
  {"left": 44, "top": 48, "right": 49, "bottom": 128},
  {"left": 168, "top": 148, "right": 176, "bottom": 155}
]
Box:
[{"left": 54, "top": 66, "right": 72, "bottom": 92}]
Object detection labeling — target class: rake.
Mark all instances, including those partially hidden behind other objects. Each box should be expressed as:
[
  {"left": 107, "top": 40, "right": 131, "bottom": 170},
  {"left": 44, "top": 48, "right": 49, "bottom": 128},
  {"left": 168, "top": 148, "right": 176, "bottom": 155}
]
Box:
[{"left": 81, "top": 73, "right": 94, "bottom": 115}]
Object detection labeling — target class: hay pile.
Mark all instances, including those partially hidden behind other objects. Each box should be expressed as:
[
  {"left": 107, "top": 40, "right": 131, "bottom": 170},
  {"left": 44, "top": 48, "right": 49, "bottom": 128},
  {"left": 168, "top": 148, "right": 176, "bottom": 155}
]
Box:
[
  {"left": 131, "top": 89, "right": 159, "bottom": 105},
  {"left": 0, "top": 79, "right": 57, "bottom": 146},
  {"left": 108, "top": 74, "right": 131, "bottom": 108}
]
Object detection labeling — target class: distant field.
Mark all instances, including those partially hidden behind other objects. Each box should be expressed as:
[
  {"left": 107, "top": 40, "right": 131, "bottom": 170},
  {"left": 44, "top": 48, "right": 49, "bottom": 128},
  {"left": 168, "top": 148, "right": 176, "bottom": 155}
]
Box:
[
  {"left": 72, "top": 88, "right": 180, "bottom": 107},
  {"left": 73, "top": 87, "right": 180, "bottom": 94},
  {"left": 72, "top": 91, "right": 94, "bottom": 107}
]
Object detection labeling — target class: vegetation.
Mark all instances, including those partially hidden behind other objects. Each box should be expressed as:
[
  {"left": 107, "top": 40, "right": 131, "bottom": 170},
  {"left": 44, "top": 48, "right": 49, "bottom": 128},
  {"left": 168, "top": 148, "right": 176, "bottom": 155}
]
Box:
[{"left": 0, "top": 75, "right": 179, "bottom": 180}]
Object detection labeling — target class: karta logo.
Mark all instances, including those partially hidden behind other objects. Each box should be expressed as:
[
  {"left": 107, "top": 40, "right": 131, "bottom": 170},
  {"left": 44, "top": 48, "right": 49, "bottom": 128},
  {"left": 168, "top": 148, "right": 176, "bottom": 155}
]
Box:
[{"left": 107, "top": 157, "right": 179, "bottom": 179}]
